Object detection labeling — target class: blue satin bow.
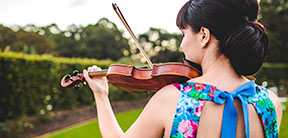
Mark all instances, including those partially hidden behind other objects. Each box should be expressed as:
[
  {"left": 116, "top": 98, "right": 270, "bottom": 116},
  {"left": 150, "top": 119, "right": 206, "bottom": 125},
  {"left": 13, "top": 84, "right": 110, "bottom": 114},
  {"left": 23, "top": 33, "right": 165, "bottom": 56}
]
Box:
[{"left": 213, "top": 81, "right": 256, "bottom": 138}]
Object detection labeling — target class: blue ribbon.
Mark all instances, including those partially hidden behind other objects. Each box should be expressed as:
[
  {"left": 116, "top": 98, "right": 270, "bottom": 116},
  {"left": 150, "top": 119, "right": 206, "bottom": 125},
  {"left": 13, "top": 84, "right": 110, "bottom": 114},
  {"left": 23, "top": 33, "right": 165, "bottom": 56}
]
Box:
[{"left": 213, "top": 81, "right": 256, "bottom": 138}]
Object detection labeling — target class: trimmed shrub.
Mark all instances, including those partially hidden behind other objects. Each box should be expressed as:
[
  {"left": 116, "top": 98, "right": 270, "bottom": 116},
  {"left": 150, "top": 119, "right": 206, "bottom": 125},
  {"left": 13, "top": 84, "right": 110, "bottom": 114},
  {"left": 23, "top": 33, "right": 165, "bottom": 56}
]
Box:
[{"left": 0, "top": 52, "right": 150, "bottom": 122}]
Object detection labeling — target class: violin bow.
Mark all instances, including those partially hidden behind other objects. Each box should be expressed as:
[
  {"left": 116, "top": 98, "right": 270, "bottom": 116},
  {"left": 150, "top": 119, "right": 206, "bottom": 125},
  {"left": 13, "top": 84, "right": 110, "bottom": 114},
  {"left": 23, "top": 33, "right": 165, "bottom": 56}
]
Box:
[{"left": 112, "top": 3, "right": 154, "bottom": 69}]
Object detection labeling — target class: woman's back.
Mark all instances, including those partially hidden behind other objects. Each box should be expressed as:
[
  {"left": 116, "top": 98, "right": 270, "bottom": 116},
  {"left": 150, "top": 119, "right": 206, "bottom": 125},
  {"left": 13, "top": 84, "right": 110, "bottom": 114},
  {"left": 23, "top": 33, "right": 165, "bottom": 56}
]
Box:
[{"left": 161, "top": 79, "right": 281, "bottom": 138}]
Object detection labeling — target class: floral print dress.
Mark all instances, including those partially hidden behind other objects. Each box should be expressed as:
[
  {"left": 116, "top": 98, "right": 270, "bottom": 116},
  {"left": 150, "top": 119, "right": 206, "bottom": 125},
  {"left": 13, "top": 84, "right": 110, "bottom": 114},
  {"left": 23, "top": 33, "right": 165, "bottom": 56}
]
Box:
[{"left": 170, "top": 81, "right": 278, "bottom": 138}]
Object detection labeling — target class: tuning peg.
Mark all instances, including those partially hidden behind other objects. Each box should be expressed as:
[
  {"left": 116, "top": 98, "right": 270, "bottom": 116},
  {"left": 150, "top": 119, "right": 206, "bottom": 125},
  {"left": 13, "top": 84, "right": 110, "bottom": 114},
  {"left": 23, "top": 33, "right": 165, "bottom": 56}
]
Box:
[
  {"left": 73, "top": 70, "right": 79, "bottom": 76},
  {"left": 64, "top": 75, "right": 72, "bottom": 81},
  {"left": 83, "top": 81, "right": 87, "bottom": 86},
  {"left": 74, "top": 85, "right": 80, "bottom": 89}
]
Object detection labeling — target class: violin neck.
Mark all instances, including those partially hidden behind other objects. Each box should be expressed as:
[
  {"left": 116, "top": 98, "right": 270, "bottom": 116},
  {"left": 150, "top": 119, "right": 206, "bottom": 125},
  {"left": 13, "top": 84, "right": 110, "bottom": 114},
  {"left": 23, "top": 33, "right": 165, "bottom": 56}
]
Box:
[{"left": 88, "top": 69, "right": 108, "bottom": 77}]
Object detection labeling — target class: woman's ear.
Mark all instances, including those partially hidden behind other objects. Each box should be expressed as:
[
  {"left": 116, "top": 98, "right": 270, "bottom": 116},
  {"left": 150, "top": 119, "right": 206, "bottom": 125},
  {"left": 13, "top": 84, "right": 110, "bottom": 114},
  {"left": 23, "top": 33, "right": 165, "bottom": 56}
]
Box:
[{"left": 200, "top": 27, "right": 211, "bottom": 47}]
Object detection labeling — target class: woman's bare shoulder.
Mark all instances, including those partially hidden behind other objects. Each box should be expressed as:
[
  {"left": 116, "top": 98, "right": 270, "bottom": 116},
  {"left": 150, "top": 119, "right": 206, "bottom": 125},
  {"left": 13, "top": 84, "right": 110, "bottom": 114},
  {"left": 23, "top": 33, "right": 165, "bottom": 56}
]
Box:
[
  {"left": 267, "top": 89, "right": 283, "bottom": 130},
  {"left": 268, "top": 89, "right": 282, "bottom": 111},
  {"left": 151, "top": 84, "right": 182, "bottom": 102}
]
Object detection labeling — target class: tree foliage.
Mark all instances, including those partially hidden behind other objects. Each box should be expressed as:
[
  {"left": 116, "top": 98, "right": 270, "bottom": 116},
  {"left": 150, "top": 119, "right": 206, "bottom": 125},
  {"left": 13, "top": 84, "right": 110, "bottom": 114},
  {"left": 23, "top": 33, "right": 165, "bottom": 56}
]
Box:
[
  {"left": 260, "top": 0, "right": 288, "bottom": 63},
  {"left": 0, "top": 18, "right": 129, "bottom": 61},
  {"left": 136, "top": 27, "right": 184, "bottom": 63},
  {"left": 0, "top": 1, "right": 287, "bottom": 63},
  {"left": 81, "top": 18, "right": 130, "bottom": 60},
  {"left": 0, "top": 24, "right": 55, "bottom": 54}
]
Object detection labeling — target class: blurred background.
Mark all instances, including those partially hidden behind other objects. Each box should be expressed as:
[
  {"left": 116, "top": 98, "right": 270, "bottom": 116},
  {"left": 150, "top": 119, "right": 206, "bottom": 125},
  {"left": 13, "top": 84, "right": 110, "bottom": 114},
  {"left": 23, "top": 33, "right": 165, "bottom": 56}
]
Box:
[{"left": 0, "top": 0, "right": 287, "bottom": 137}]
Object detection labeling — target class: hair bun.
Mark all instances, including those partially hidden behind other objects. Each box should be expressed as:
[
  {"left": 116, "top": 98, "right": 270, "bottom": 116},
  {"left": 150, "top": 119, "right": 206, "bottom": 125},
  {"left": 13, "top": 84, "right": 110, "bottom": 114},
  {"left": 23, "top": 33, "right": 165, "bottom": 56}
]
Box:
[
  {"left": 220, "top": 22, "right": 269, "bottom": 75},
  {"left": 176, "top": 0, "right": 268, "bottom": 75}
]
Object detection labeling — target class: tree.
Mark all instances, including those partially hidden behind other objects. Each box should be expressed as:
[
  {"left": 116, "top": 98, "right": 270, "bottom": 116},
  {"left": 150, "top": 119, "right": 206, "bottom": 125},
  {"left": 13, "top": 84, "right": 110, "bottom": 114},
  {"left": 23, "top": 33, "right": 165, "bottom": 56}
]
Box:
[
  {"left": 52, "top": 18, "right": 130, "bottom": 61},
  {"left": 260, "top": 0, "right": 288, "bottom": 63},
  {"left": 0, "top": 25, "right": 17, "bottom": 51},
  {"left": 81, "top": 18, "right": 130, "bottom": 60},
  {"left": 0, "top": 18, "right": 130, "bottom": 61},
  {"left": 14, "top": 25, "right": 55, "bottom": 54},
  {"left": 50, "top": 24, "right": 83, "bottom": 57},
  {"left": 0, "top": 24, "right": 55, "bottom": 54},
  {"left": 136, "top": 27, "right": 184, "bottom": 63}
]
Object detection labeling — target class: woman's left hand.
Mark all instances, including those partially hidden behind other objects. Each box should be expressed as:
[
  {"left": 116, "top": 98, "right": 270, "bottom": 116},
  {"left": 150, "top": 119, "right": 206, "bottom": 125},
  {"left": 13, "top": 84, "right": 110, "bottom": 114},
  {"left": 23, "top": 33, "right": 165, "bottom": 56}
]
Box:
[{"left": 83, "top": 65, "right": 109, "bottom": 98}]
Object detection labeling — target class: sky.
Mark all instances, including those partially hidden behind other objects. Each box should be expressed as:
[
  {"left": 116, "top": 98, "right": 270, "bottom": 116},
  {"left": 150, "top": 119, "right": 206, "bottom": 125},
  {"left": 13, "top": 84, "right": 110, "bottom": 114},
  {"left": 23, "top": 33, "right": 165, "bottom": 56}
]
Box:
[{"left": 0, "top": 0, "right": 188, "bottom": 35}]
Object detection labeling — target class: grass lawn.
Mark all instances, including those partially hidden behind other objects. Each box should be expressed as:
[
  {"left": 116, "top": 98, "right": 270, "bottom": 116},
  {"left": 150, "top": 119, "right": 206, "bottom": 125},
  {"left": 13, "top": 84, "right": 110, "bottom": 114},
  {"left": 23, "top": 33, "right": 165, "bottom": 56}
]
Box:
[
  {"left": 43, "top": 102, "right": 288, "bottom": 138},
  {"left": 43, "top": 108, "right": 143, "bottom": 138},
  {"left": 280, "top": 102, "right": 288, "bottom": 138}
]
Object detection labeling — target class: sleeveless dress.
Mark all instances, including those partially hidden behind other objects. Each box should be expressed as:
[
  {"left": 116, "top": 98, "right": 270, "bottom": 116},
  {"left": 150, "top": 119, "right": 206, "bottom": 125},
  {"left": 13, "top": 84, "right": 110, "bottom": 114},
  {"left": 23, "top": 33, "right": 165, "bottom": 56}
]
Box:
[{"left": 170, "top": 81, "right": 278, "bottom": 138}]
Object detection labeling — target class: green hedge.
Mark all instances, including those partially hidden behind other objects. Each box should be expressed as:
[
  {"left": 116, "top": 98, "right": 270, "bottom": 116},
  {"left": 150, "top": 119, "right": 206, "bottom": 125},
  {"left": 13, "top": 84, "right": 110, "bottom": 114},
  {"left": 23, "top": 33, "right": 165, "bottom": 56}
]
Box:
[
  {"left": 0, "top": 52, "right": 287, "bottom": 131},
  {"left": 0, "top": 52, "right": 150, "bottom": 123}
]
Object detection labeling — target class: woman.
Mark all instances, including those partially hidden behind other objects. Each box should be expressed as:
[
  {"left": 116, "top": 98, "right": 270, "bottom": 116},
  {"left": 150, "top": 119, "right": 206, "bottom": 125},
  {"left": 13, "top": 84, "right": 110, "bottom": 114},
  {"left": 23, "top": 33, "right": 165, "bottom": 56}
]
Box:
[{"left": 83, "top": 0, "right": 282, "bottom": 137}]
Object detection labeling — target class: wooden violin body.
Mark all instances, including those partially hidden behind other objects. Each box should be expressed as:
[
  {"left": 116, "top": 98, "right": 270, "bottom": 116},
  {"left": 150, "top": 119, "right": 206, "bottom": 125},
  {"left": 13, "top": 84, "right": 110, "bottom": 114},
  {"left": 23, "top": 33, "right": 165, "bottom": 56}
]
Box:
[{"left": 61, "top": 63, "right": 200, "bottom": 93}]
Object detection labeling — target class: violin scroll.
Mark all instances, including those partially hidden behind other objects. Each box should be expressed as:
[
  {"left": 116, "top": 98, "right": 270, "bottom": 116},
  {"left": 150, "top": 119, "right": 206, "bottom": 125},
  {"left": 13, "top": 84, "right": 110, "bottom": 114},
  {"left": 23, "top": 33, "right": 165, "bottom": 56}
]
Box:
[
  {"left": 72, "top": 70, "right": 80, "bottom": 76},
  {"left": 61, "top": 70, "right": 86, "bottom": 89}
]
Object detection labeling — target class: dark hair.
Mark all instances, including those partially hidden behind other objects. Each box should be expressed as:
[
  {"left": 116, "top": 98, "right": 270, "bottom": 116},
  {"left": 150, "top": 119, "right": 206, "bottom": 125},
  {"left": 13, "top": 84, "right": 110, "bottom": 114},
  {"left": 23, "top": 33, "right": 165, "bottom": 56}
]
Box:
[{"left": 177, "top": 0, "right": 269, "bottom": 75}]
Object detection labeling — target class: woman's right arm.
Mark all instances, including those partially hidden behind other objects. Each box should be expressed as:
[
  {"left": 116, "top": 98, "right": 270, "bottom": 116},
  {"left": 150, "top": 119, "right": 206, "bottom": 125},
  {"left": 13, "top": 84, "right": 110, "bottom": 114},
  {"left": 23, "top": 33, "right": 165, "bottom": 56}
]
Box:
[
  {"left": 83, "top": 65, "right": 179, "bottom": 138},
  {"left": 83, "top": 66, "right": 123, "bottom": 137}
]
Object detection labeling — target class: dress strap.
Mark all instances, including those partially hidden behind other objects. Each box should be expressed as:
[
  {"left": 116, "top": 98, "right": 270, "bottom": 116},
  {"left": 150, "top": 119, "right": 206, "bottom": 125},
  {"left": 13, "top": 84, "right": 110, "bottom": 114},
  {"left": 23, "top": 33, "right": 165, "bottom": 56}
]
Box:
[
  {"left": 251, "top": 86, "right": 279, "bottom": 138},
  {"left": 172, "top": 82, "right": 182, "bottom": 91},
  {"left": 213, "top": 81, "right": 256, "bottom": 138}
]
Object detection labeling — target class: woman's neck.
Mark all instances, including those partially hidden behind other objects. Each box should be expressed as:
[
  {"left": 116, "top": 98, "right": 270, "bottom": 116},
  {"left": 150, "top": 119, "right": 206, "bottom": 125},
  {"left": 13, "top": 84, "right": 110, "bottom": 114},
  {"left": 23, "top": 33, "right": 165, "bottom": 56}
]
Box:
[
  {"left": 202, "top": 54, "right": 236, "bottom": 77},
  {"left": 192, "top": 54, "right": 249, "bottom": 92}
]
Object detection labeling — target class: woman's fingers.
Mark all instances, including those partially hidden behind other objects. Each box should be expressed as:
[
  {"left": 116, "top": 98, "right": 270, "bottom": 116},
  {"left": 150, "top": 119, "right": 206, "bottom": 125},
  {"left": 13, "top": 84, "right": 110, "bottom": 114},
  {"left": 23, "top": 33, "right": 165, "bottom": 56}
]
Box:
[
  {"left": 88, "top": 66, "right": 93, "bottom": 72},
  {"left": 83, "top": 65, "right": 109, "bottom": 97},
  {"left": 88, "top": 65, "right": 101, "bottom": 72},
  {"left": 92, "top": 65, "right": 101, "bottom": 71},
  {"left": 83, "top": 69, "right": 92, "bottom": 84},
  {"left": 84, "top": 65, "right": 103, "bottom": 83}
]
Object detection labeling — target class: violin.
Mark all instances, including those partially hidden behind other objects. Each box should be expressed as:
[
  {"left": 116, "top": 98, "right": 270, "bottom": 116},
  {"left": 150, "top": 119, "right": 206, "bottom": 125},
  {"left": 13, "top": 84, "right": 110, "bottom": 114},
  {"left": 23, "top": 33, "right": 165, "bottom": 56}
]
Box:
[
  {"left": 61, "top": 63, "right": 200, "bottom": 93},
  {"left": 60, "top": 3, "right": 202, "bottom": 93}
]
